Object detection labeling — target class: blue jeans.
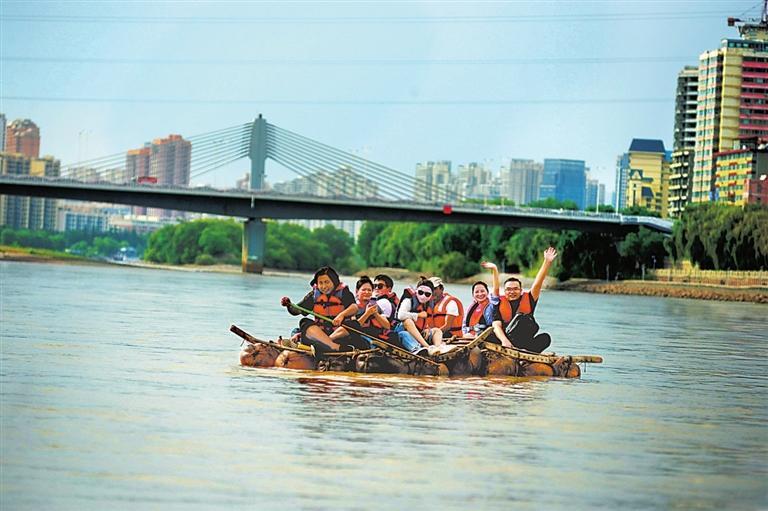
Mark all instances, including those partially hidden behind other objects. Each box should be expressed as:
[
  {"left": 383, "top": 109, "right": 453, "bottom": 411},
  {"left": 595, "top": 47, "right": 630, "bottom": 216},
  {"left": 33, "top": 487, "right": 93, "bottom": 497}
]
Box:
[{"left": 394, "top": 323, "right": 422, "bottom": 353}]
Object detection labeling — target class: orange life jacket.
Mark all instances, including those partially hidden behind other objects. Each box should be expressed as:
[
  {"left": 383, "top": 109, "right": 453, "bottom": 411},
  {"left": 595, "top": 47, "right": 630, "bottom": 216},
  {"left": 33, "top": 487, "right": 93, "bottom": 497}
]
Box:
[
  {"left": 498, "top": 291, "right": 535, "bottom": 325},
  {"left": 433, "top": 293, "right": 464, "bottom": 336},
  {"left": 400, "top": 287, "right": 434, "bottom": 331},
  {"left": 465, "top": 300, "right": 490, "bottom": 330},
  {"left": 312, "top": 283, "right": 348, "bottom": 324},
  {"left": 356, "top": 298, "right": 387, "bottom": 331}
]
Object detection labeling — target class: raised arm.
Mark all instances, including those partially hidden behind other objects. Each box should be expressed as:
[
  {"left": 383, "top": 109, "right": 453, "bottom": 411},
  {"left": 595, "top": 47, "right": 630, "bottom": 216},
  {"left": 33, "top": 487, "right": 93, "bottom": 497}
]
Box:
[
  {"left": 481, "top": 261, "right": 500, "bottom": 296},
  {"left": 530, "top": 247, "right": 558, "bottom": 301}
]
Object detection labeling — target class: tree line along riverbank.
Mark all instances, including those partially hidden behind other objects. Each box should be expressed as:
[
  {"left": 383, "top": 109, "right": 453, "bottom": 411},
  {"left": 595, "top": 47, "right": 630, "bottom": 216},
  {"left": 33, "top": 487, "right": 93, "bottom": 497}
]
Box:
[{"left": 1, "top": 202, "right": 766, "bottom": 302}]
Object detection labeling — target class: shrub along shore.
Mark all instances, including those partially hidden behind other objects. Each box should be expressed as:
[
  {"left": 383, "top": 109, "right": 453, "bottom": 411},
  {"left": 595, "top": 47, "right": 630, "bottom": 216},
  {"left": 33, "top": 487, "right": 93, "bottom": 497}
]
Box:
[
  {"left": 3, "top": 247, "right": 764, "bottom": 304},
  {"left": 2, "top": 201, "right": 765, "bottom": 304}
]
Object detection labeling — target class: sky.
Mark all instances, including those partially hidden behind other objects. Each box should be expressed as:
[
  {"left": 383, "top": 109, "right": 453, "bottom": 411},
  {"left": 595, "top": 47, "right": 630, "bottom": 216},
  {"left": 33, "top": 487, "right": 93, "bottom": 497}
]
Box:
[{"left": 0, "top": 0, "right": 761, "bottom": 197}]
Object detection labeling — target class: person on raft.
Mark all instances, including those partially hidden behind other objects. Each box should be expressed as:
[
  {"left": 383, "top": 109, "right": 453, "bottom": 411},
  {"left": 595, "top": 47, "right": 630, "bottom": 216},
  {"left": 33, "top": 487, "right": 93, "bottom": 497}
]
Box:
[
  {"left": 280, "top": 266, "right": 360, "bottom": 354},
  {"left": 463, "top": 261, "right": 501, "bottom": 338},
  {"left": 491, "top": 247, "right": 558, "bottom": 353},
  {"left": 393, "top": 277, "right": 439, "bottom": 355},
  {"left": 328, "top": 276, "right": 393, "bottom": 349},
  {"left": 429, "top": 276, "right": 464, "bottom": 343},
  {"left": 372, "top": 273, "right": 399, "bottom": 325}
]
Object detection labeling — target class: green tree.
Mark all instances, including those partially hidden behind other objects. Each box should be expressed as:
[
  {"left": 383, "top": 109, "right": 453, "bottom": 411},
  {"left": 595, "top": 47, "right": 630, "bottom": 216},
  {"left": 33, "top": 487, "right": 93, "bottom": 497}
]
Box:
[
  {"left": 620, "top": 205, "right": 661, "bottom": 218},
  {"left": 357, "top": 221, "right": 388, "bottom": 266},
  {"left": 586, "top": 204, "right": 616, "bottom": 213},
  {"left": 524, "top": 198, "right": 579, "bottom": 210},
  {"left": 313, "top": 224, "right": 354, "bottom": 264},
  {"left": 617, "top": 228, "right": 667, "bottom": 272}
]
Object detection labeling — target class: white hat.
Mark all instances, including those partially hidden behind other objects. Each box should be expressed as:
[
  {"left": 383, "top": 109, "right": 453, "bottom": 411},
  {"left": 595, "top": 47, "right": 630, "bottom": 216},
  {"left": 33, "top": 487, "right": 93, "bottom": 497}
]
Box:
[{"left": 428, "top": 276, "right": 443, "bottom": 288}]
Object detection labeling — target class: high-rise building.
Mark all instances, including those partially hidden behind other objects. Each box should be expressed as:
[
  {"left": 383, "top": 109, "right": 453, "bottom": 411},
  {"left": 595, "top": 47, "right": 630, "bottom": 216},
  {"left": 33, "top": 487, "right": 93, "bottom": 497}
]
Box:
[
  {"left": 0, "top": 152, "right": 60, "bottom": 229},
  {"left": 126, "top": 135, "right": 191, "bottom": 218},
  {"left": 415, "top": 160, "right": 452, "bottom": 202},
  {"left": 150, "top": 134, "right": 191, "bottom": 186},
  {"left": 457, "top": 162, "right": 495, "bottom": 200},
  {"left": 584, "top": 174, "right": 607, "bottom": 210},
  {"left": 623, "top": 139, "right": 670, "bottom": 216},
  {"left": 668, "top": 66, "right": 699, "bottom": 217},
  {"left": 5, "top": 119, "right": 40, "bottom": 158},
  {"left": 692, "top": 18, "right": 768, "bottom": 203},
  {"left": 500, "top": 159, "right": 542, "bottom": 205},
  {"left": 713, "top": 137, "right": 768, "bottom": 205},
  {"left": 673, "top": 66, "right": 700, "bottom": 151},
  {"left": 541, "top": 159, "right": 586, "bottom": 209},
  {"left": 614, "top": 153, "right": 630, "bottom": 211},
  {"left": 0, "top": 114, "right": 6, "bottom": 151},
  {"left": 126, "top": 146, "right": 151, "bottom": 181}
]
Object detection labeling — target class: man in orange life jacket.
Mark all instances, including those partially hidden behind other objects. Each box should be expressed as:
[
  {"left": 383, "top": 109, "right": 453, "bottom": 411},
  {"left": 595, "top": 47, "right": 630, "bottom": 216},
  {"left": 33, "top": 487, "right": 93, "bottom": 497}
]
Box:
[
  {"left": 491, "top": 247, "right": 558, "bottom": 353},
  {"left": 428, "top": 277, "right": 464, "bottom": 345},
  {"left": 372, "top": 274, "right": 399, "bottom": 326}
]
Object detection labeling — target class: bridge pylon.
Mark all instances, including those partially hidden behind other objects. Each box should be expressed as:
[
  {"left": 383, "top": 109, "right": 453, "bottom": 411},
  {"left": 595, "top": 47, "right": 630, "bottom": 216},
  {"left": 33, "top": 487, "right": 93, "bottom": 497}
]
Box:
[{"left": 243, "top": 115, "right": 268, "bottom": 273}]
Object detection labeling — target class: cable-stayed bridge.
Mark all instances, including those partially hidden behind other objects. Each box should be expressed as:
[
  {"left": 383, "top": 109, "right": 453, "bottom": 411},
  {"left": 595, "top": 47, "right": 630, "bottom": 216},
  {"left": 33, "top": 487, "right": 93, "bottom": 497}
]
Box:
[{"left": 0, "top": 115, "right": 672, "bottom": 272}]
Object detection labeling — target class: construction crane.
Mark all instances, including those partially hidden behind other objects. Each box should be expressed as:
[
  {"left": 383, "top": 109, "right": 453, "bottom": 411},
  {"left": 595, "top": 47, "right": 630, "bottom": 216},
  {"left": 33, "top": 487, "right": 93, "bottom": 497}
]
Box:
[{"left": 728, "top": 0, "right": 768, "bottom": 40}]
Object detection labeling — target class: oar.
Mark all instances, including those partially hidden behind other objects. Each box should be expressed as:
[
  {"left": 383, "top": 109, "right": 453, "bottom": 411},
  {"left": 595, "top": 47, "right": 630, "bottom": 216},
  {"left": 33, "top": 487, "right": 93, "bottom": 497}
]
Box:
[
  {"left": 230, "top": 324, "right": 311, "bottom": 354},
  {"left": 482, "top": 342, "right": 603, "bottom": 364},
  {"left": 432, "top": 327, "right": 493, "bottom": 362},
  {"left": 286, "top": 301, "right": 440, "bottom": 367}
]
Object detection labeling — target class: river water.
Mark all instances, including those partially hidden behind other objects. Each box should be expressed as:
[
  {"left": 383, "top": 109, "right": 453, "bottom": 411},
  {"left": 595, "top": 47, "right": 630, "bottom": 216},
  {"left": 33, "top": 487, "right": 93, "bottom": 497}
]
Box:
[{"left": 1, "top": 261, "right": 766, "bottom": 510}]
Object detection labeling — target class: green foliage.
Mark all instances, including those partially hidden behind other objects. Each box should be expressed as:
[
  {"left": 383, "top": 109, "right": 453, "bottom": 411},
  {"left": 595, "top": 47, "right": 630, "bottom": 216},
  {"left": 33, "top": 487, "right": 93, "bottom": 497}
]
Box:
[
  {"left": 357, "top": 221, "right": 388, "bottom": 265},
  {"left": 523, "top": 198, "right": 579, "bottom": 210},
  {"left": 586, "top": 204, "right": 616, "bottom": 213},
  {"left": 618, "top": 228, "right": 667, "bottom": 271},
  {"left": 194, "top": 253, "right": 216, "bottom": 265},
  {"left": 670, "top": 203, "right": 768, "bottom": 270},
  {"left": 358, "top": 204, "right": 768, "bottom": 280},
  {"left": 144, "top": 219, "right": 358, "bottom": 272},
  {"left": 0, "top": 226, "right": 147, "bottom": 258},
  {"left": 620, "top": 205, "right": 661, "bottom": 218},
  {"left": 461, "top": 197, "right": 515, "bottom": 206},
  {"left": 420, "top": 252, "right": 475, "bottom": 280}
]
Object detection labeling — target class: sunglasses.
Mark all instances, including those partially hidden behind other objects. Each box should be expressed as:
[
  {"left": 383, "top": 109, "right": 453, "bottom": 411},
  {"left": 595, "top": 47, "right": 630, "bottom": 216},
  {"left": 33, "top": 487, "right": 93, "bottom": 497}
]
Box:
[
  {"left": 375, "top": 283, "right": 388, "bottom": 290},
  {"left": 417, "top": 290, "right": 432, "bottom": 297}
]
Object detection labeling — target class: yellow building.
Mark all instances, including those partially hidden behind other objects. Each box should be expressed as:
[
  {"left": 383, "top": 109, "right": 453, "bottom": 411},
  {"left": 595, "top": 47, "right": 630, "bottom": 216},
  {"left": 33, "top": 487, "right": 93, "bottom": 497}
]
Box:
[
  {"left": 714, "top": 139, "right": 768, "bottom": 205},
  {"left": 623, "top": 139, "right": 669, "bottom": 217},
  {"left": 692, "top": 36, "right": 768, "bottom": 203}
]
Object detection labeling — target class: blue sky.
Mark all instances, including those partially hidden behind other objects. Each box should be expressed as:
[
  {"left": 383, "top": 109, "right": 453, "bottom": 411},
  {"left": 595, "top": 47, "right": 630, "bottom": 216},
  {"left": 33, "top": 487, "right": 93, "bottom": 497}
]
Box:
[{"left": 0, "top": 0, "right": 759, "bottom": 195}]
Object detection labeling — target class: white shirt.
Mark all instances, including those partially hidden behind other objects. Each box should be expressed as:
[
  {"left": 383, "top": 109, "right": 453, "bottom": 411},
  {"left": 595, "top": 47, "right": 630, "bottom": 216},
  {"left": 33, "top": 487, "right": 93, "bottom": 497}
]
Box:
[
  {"left": 397, "top": 297, "right": 421, "bottom": 322},
  {"left": 375, "top": 297, "right": 394, "bottom": 319}
]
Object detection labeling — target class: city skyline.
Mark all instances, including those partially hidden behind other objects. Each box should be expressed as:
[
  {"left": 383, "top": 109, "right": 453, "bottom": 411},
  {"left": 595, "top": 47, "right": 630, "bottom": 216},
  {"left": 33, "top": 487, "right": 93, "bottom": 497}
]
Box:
[{"left": 0, "top": 1, "right": 755, "bottom": 195}]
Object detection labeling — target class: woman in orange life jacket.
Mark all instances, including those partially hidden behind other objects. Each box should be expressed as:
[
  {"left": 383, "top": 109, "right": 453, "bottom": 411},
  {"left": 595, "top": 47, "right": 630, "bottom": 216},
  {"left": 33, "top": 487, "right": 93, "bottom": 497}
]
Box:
[
  {"left": 328, "top": 276, "right": 392, "bottom": 350},
  {"left": 463, "top": 261, "right": 501, "bottom": 338},
  {"left": 393, "top": 277, "right": 436, "bottom": 355},
  {"left": 428, "top": 276, "right": 465, "bottom": 347},
  {"left": 491, "top": 247, "right": 558, "bottom": 353},
  {"left": 280, "top": 266, "right": 358, "bottom": 354}
]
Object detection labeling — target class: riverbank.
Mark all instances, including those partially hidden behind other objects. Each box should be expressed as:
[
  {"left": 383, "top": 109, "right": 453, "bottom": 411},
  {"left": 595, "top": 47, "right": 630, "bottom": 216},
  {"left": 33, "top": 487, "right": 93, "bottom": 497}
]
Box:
[
  {"left": 5, "top": 248, "right": 766, "bottom": 303},
  {"left": 0, "top": 246, "right": 321, "bottom": 280},
  {"left": 0, "top": 246, "right": 104, "bottom": 266},
  {"left": 553, "top": 278, "right": 768, "bottom": 304}
]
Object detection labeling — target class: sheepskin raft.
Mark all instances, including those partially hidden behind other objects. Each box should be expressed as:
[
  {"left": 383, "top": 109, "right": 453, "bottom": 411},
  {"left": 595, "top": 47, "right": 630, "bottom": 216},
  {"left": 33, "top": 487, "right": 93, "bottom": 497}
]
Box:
[{"left": 231, "top": 324, "right": 602, "bottom": 378}]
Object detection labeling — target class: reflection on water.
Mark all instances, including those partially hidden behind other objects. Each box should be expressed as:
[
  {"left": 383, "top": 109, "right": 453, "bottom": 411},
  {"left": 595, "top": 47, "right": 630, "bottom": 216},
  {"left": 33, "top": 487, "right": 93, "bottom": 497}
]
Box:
[{"left": 1, "top": 261, "right": 766, "bottom": 510}]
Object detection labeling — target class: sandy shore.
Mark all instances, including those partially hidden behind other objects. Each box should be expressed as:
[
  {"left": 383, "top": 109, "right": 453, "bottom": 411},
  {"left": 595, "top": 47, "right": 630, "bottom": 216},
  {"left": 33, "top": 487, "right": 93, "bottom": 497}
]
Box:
[{"left": 553, "top": 279, "right": 768, "bottom": 304}]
